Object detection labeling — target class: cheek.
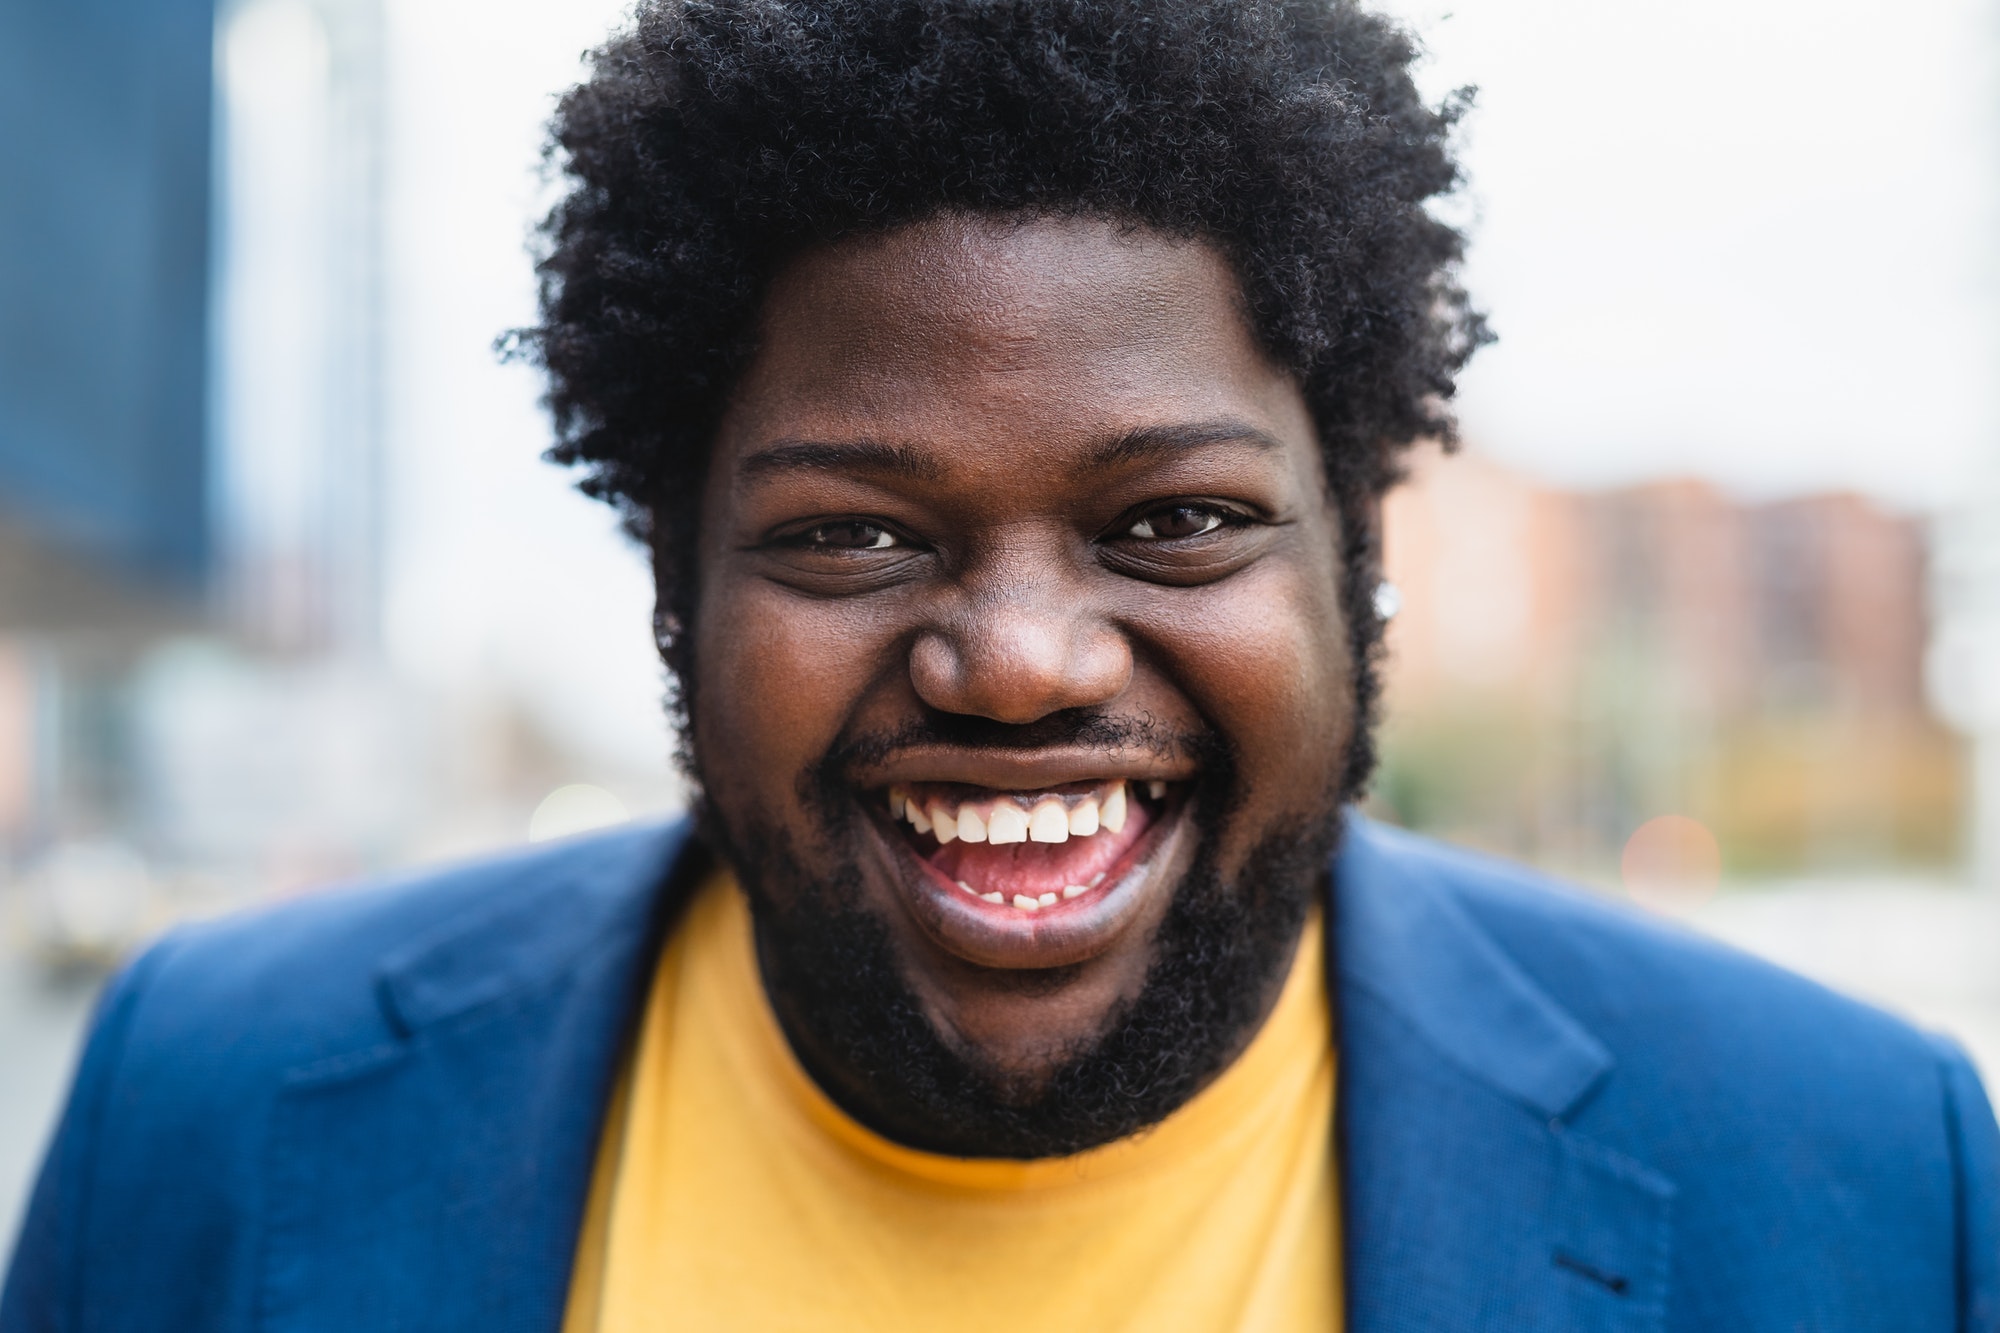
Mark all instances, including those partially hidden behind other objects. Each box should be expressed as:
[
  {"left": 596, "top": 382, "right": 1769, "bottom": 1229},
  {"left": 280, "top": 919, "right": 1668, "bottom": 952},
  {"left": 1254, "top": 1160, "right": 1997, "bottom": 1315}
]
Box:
[
  {"left": 1139, "top": 558, "right": 1351, "bottom": 798},
  {"left": 692, "top": 579, "right": 889, "bottom": 812}
]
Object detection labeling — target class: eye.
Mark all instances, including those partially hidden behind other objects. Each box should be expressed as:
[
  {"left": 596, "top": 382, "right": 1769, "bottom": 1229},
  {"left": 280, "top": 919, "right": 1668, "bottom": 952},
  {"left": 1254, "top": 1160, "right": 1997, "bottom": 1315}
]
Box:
[
  {"left": 1125, "top": 505, "right": 1231, "bottom": 541},
  {"left": 795, "top": 520, "right": 900, "bottom": 550}
]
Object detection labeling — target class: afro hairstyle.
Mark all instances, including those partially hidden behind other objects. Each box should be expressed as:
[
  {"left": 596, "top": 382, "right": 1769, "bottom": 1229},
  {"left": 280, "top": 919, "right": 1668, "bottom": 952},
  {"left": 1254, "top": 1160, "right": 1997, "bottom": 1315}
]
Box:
[{"left": 527, "top": 0, "right": 1486, "bottom": 790}]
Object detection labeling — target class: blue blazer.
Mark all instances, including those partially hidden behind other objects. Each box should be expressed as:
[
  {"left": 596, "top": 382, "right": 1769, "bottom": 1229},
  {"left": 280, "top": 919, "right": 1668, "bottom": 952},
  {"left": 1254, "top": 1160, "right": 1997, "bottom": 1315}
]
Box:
[{"left": 5, "top": 815, "right": 1996, "bottom": 1331}]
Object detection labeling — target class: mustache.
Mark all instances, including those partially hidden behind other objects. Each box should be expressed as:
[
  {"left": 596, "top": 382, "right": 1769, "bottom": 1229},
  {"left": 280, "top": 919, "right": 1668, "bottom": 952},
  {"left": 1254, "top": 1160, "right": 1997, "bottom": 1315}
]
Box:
[
  {"left": 818, "top": 707, "right": 1198, "bottom": 783},
  {"left": 803, "top": 707, "right": 1239, "bottom": 835}
]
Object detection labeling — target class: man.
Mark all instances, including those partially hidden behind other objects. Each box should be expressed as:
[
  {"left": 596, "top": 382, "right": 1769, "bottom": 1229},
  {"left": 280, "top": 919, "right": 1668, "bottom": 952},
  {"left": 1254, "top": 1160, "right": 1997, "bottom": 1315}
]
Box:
[{"left": 6, "top": 0, "right": 1996, "bottom": 1328}]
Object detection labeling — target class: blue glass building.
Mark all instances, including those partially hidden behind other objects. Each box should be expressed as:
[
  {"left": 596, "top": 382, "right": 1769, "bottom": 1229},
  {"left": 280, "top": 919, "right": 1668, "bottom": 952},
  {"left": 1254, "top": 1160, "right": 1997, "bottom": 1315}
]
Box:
[{"left": 0, "top": 0, "right": 216, "bottom": 587}]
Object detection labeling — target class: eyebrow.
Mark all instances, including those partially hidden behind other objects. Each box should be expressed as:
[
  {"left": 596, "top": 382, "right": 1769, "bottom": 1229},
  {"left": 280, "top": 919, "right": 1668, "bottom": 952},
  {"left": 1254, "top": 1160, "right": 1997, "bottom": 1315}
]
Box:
[
  {"left": 737, "top": 439, "right": 947, "bottom": 482},
  {"left": 1082, "top": 419, "right": 1287, "bottom": 469},
  {"left": 736, "top": 418, "right": 1282, "bottom": 483}
]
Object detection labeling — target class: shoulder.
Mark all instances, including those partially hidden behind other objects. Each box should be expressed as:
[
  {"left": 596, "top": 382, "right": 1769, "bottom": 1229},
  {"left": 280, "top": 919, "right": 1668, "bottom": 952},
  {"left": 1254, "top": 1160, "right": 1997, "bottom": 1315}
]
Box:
[
  {"left": 107, "top": 820, "right": 689, "bottom": 1092},
  {"left": 1347, "top": 817, "right": 1965, "bottom": 1100},
  {"left": 1338, "top": 818, "right": 2000, "bottom": 1322},
  {"left": 1347, "top": 818, "right": 1999, "bottom": 1290},
  {"left": 1356, "top": 819, "right": 1949, "bottom": 1083},
  {"left": 1, "top": 822, "right": 692, "bottom": 1329}
]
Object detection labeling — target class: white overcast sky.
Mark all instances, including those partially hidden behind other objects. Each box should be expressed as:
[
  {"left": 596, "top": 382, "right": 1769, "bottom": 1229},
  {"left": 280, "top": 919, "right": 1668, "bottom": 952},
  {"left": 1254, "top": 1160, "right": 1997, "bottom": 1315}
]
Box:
[
  {"left": 379, "top": 0, "right": 661, "bottom": 766},
  {"left": 1379, "top": 0, "right": 1999, "bottom": 508},
  {"left": 372, "top": 0, "right": 1999, "bottom": 765}
]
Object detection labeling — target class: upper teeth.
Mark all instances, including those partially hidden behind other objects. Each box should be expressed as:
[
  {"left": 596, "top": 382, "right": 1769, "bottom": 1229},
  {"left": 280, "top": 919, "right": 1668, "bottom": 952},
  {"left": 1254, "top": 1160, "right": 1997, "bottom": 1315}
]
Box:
[
  {"left": 888, "top": 780, "right": 1145, "bottom": 846},
  {"left": 987, "top": 804, "right": 1030, "bottom": 844},
  {"left": 1101, "top": 782, "right": 1127, "bottom": 834}
]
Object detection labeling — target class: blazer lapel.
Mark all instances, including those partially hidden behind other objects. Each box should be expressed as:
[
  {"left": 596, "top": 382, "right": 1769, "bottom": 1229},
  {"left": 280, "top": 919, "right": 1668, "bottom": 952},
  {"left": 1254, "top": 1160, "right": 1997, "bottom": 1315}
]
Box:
[
  {"left": 254, "top": 821, "right": 694, "bottom": 1333},
  {"left": 1335, "top": 818, "right": 1676, "bottom": 1332}
]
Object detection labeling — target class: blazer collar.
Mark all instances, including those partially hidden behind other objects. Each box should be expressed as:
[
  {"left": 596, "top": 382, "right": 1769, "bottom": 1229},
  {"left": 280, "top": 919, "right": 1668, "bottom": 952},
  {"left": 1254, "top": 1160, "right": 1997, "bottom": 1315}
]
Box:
[
  {"left": 1333, "top": 814, "right": 1613, "bottom": 1119},
  {"left": 360, "top": 810, "right": 1612, "bottom": 1102},
  {"left": 373, "top": 819, "right": 694, "bottom": 1036},
  {"left": 257, "top": 821, "right": 694, "bottom": 1333},
  {"left": 258, "top": 814, "right": 1673, "bottom": 1331},
  {"left": 1334, "top": 815, "right": 1675, "bottom": 1330}
]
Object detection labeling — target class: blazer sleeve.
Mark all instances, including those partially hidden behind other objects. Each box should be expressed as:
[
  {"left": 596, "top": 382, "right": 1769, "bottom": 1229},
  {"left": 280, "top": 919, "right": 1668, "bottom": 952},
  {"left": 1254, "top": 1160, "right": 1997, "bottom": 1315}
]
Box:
[
  {"left": 1938, "top": 1037, "right": 2000, "bottom": 1333},
  {"left": 0, "top": 937, "right": 172, "bottom": 1333}
]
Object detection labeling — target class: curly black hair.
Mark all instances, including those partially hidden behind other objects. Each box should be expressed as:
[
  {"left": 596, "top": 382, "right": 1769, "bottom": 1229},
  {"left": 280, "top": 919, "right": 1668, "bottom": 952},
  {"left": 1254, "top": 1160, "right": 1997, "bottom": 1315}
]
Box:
[{"left": 527, "top": 0, "right": 1485, "bottom": 793}]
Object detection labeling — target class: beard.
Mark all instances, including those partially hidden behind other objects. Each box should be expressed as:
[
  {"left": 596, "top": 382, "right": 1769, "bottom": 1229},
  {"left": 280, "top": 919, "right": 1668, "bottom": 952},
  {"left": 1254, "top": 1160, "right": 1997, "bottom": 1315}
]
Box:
[{"left": 696, "top": 712, "right": 1350, "bottom": 1160}]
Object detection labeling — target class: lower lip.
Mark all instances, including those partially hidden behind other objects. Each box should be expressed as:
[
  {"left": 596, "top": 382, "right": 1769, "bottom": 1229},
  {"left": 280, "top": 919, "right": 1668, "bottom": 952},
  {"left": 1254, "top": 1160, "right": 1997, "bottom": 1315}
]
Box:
[{"left": 866, "top": 796, "right": 1192, "bottom": 970}]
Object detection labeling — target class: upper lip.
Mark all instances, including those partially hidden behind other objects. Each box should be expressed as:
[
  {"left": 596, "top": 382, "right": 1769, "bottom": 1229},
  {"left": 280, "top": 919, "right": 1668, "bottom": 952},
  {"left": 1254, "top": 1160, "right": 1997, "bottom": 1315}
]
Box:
[{"left": 846, "top": 745, "right": 1195, "bottom": 794}]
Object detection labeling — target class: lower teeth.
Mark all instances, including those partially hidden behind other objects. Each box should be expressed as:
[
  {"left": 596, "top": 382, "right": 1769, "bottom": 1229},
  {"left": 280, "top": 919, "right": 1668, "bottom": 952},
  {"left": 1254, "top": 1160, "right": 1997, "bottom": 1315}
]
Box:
[{"left": 956, "top": 881, "right": 1097, "bottom": 910}]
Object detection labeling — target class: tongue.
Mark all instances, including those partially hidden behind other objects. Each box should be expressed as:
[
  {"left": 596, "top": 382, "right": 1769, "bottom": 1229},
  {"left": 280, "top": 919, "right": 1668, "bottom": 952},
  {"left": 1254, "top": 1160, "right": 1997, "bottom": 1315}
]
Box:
[{"left": 927, "top": 801, "right": 1153, "bottom": 900}]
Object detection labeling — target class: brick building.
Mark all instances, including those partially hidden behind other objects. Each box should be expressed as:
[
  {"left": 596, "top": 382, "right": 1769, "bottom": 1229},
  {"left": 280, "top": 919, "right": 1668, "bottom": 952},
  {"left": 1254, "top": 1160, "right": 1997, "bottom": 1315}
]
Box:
[{"left": 1376, "top": 448, "right": 1962, "bottom": 877}]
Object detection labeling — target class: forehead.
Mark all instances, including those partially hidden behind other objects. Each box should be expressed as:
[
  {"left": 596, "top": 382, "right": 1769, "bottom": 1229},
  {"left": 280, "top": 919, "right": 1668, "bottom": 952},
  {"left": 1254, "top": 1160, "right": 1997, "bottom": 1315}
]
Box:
[{"left": 721, "top": 214, "right": 1306, "bottom": 451}]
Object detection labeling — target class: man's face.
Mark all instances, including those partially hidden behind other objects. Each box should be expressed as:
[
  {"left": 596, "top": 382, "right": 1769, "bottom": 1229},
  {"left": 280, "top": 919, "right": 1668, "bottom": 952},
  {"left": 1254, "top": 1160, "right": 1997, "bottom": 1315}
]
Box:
[{"left": 689, "top": 214, "right": 1356, "bottom": 1154}]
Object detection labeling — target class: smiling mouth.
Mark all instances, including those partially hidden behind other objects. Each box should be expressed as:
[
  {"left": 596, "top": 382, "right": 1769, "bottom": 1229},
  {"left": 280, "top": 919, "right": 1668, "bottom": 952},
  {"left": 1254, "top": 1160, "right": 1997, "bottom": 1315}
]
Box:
[{"left": 885, "top": 779, "right": 1170, "bottom": 912}]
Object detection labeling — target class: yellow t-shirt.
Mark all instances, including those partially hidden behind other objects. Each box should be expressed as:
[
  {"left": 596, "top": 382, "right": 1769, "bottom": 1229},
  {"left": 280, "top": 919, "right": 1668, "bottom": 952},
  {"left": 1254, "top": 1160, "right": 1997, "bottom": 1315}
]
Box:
[{"left": 563, "top": 874, "right": 1340, "bottom": 1332}]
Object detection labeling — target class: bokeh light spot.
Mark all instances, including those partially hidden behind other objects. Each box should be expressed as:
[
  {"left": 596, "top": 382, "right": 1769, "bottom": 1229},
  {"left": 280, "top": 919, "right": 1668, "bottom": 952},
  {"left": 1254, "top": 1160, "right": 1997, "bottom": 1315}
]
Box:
[
  {"left": 1621, "top": 814, "right": 1721, "bottom": 912},
  {"left": 528, "top": 784, "right": 630, "bottom": 843}
]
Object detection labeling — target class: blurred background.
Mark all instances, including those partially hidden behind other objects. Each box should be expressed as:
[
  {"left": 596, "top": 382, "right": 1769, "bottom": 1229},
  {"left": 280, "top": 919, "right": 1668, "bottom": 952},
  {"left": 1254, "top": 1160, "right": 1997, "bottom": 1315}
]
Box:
[{"left": 1, "top": 0, "right": 1996, "bottom": 1251}]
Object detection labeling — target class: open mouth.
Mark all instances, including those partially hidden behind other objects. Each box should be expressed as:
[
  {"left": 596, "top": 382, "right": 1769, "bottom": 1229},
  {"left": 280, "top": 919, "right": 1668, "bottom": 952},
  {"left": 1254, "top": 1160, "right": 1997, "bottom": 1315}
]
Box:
[
  {"left": 887, "top": 780, "right": 1168, "bottom": 910},
  {"left": 864, "top": 776, "right": 1192, "bottom": 969}
]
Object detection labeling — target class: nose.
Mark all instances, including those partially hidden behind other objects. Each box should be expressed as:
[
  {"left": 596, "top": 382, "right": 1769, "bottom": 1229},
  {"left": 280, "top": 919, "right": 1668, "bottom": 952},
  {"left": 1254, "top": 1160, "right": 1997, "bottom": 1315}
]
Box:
[{"left": 909, "top": 575, "right": 1133, "bottom": 725}]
